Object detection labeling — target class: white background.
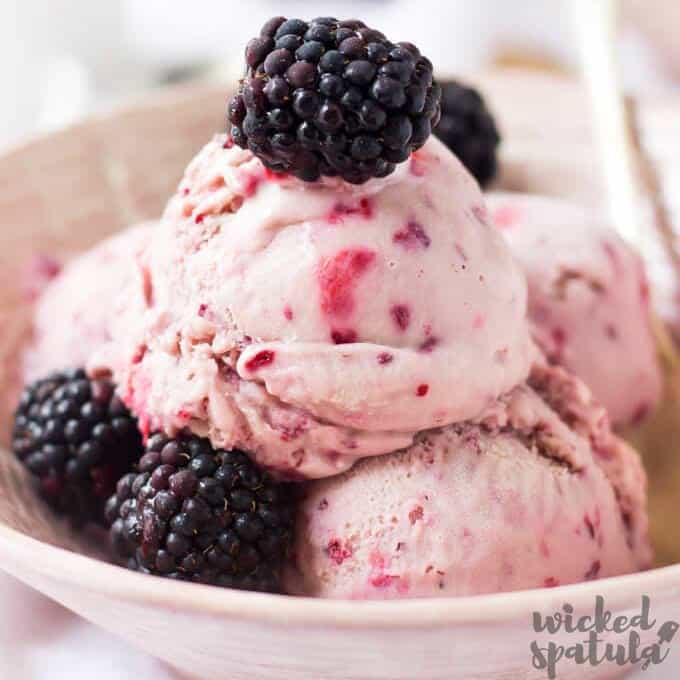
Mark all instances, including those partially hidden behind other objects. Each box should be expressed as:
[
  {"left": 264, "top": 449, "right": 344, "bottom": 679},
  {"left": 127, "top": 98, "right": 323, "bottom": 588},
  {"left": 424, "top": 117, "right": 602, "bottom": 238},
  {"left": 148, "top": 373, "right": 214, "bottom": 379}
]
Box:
[{"left": 0, "top": 0, "right": 678, "bottom": 148}]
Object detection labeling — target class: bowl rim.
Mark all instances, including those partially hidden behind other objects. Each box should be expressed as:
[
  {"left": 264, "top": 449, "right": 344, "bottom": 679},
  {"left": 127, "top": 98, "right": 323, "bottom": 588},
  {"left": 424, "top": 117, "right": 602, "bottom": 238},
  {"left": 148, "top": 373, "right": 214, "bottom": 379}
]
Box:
[{"left": 2, "top": 520, "right": 678, "bottom": 629}]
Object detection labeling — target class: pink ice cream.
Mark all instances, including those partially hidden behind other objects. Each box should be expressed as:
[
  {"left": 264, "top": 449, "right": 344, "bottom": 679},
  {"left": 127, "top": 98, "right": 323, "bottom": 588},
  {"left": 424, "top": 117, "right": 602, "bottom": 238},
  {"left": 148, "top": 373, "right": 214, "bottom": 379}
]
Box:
[
  {"left": 486, "top": 193, "right": 662, "bottom": 428},
  {"left": 23, "top": 224, "right": 153, "bottom": 383},
  {"left": 286, "top": 362, "right": 651, "bottom": 599},
  {"left": 96, "top": 135, "right": 533, "bottom": 478}
]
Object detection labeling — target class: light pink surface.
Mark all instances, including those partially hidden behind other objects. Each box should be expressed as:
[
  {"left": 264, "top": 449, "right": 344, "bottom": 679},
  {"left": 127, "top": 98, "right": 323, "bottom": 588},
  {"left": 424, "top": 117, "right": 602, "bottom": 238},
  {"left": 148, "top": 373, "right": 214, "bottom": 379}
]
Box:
[
  {"left": 0, "top": 572, "right": 181, "bottom": 680},
  {"left": 96, "top": 135, "right": 532, "bottom": 478},
  {"left": 23, "top": 223, "right": 153, "bottom": 383},
  {"left": 487, "top": 193, "right": 662, "bottom": 428},
  {"left": 287, "top": 362, "right": 651, "bottom": 599}
]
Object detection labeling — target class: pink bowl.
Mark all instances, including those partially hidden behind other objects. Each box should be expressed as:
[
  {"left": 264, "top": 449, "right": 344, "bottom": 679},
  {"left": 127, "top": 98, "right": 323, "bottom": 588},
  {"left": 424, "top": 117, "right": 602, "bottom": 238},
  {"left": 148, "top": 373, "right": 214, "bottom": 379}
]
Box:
[{"left": 0, "top": 76, "right": 679, "bottom": 680}]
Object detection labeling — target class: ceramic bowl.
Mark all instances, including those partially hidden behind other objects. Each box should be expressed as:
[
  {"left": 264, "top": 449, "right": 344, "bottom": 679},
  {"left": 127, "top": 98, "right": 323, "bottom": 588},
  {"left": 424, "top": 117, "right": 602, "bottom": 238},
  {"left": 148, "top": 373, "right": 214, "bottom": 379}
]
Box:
[{"left": 1, "top": 75, "right": 679, "bottom": 680}]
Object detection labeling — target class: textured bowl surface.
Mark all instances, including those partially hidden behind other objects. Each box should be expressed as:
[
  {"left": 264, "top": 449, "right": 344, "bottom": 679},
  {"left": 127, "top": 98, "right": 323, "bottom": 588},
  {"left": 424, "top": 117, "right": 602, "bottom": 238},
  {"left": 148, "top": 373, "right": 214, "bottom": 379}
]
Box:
[{"left": 1, "top": 72, "right": 680, "bottom": 680}]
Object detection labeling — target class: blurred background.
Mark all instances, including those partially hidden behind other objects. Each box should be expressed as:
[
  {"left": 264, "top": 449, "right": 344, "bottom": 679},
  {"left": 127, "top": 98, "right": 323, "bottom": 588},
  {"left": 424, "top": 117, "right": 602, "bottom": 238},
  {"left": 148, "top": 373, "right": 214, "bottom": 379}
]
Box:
[{"left": 1, "top": 0, "right": 679, "bottom": 150}]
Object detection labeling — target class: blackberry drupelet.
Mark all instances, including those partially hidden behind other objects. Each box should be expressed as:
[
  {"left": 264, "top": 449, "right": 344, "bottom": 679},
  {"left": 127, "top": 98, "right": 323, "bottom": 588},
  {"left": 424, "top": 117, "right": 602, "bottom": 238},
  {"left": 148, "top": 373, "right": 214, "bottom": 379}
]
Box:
[
  {"left": 106, "top": 434, "right": 295, "bottom": 593},
  {"left": 12, "top": 368, "right": 144, "bottom": 526},
  {"left": 229, "top": 16, "right": 442, "bottom": 184},
  {"left": 434, "top": 80, "right": 501, "bottom": 187}
]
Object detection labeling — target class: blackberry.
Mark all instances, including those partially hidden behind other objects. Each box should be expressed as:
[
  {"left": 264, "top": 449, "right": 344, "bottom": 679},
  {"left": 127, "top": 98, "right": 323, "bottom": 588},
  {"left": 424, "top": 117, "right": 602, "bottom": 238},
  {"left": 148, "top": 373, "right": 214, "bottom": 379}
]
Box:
[
  {"left": 12, "top": 369, "right": 144, "bottom": 526},
  {"left": 434, "top": 80, "right": 501, "bottom": 187},
  {"left": 106, "top": 434, "right": 295, "bottom": 593},
  {"left": 229, "top": 17, "right": 442, "bottom": 184}
]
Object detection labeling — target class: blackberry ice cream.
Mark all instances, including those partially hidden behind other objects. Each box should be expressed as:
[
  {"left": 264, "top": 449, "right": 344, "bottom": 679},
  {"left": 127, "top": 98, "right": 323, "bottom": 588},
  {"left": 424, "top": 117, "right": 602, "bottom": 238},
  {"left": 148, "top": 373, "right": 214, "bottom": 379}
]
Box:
[
  {"left": 286, "top": 362, "right": 651, "bottom": 599},
  {"left": 92, "top": 135, "right": 532, "bottom": 479},
  {"left": 487, "top": 193, "right": 662, "bottom": 428},
  {"left": 17, "top": 17, "right": 654, "bottom": 599}
]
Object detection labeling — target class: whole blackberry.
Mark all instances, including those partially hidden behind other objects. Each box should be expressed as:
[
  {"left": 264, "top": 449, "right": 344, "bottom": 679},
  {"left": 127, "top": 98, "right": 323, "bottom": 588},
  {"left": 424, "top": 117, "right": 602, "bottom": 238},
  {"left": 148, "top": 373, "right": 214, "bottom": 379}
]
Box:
[
  {"left": 106, "top": 434, "right": 295, "bottom": 593},
  {"left": 12, "top": 369, "right": 144, "bottom": 526},
  {"left": 228, "top": 16, "right": 442, "bottom": 184},
  {"left": 434, "top": 81, "right": 501, "bottom": 187}
]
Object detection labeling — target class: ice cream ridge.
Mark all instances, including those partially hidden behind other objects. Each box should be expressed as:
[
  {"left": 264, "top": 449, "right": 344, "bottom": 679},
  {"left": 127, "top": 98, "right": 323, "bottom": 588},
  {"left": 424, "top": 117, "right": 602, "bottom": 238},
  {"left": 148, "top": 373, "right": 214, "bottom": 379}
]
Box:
[{"left": 22, "top": 16, "right": 652, "bottom": 598}]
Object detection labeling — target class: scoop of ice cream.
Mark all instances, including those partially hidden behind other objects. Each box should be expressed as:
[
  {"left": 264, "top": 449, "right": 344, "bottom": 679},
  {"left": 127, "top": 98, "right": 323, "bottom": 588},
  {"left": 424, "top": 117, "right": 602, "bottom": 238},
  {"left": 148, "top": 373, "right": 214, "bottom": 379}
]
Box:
[
  {"left": 97, "top": 135, "right": 533, "bottom": 478},
  {"left": 487, "top": 193, "right": 662, "bottom": 427},
  {"left": 285, "top": 362, "right": 651, "bottom": 599},
  {"left": 24, "top": 223, "right": 153, "bottom": 383}
]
